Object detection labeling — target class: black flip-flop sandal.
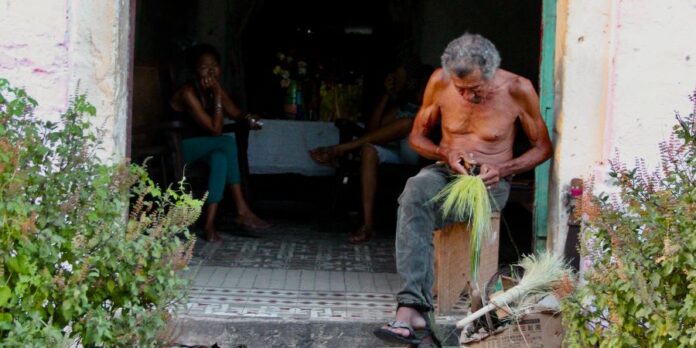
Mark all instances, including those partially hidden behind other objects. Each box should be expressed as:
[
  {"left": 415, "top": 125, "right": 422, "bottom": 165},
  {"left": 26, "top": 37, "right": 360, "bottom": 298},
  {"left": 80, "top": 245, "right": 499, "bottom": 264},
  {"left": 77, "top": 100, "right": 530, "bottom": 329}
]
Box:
[
  {"left": 373, "top": 320, "right": 428, "bottom": 345},
  {"left": 420, "top": 311, "right": 443, "bottom": 348}
]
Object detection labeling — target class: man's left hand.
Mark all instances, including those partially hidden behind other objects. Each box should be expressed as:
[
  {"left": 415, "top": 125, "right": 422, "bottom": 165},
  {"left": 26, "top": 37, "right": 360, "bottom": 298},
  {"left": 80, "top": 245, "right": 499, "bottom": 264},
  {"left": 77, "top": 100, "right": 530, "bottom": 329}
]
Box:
[{"left": 479, "top": 163, "right": 501, "bottom": 188}]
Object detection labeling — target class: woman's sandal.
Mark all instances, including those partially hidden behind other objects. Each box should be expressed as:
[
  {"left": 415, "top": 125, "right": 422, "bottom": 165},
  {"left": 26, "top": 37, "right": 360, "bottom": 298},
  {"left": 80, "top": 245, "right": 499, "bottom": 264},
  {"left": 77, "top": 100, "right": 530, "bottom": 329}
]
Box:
[
  {"left": 348, "top": 225, "right": 374, "bottom": 244},
  {"left": 201, "top": 230, "right": 223, "bottom": 243},
  {"left": 373, "top": 320, "right": 429, "bottom": 346}
]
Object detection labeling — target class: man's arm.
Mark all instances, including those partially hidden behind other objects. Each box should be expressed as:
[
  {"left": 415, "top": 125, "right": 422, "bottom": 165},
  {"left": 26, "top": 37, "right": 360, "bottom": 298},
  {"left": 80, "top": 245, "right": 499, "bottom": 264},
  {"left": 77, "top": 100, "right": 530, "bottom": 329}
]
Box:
[
  {"left": 480, "top": 78, "right": 553, "bottom": 185},
  {"left": 409, "top": 69, "right": 469, "bottom": 174},
  {"left": 409, "top": 69, "right": 443, "bottom": 159}
]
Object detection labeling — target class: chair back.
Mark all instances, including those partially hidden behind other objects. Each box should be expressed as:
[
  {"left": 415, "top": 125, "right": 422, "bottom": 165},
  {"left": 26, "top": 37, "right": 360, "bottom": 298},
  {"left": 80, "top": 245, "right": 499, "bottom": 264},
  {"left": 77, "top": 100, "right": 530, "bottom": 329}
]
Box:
[{"left": 131, "top": 65, "right": 183, "bottom": 186}]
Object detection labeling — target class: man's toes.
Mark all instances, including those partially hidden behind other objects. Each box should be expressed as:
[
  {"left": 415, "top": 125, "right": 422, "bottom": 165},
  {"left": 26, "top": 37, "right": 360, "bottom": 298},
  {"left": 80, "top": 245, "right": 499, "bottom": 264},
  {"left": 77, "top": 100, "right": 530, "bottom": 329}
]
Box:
[{"left": 383, "top": 326, "right": 410, "bottom": 337}]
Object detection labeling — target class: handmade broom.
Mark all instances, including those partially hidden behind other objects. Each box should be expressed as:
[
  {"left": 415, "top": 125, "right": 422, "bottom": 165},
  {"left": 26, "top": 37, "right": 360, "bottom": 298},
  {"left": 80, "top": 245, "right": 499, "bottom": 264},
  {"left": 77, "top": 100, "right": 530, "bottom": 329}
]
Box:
[{"left": 455, "top": 251, "right": 570, "bottom": 329}]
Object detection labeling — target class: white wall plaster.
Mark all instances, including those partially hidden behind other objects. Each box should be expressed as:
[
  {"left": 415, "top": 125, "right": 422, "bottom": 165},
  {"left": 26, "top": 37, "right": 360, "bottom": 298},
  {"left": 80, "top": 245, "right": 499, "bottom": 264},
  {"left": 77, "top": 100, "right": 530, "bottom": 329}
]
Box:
[
  {"left": 548, "top": 0, "right": 616, "bottom": 253},
  {"left": 549, "top": 0, "right": 696, "bottom": 253},
  {"left": 0, "top": 0, "right": 131, "bottom": 160},
  {"left": 0, "top": 0, "right": 71, "bottom": 122}
]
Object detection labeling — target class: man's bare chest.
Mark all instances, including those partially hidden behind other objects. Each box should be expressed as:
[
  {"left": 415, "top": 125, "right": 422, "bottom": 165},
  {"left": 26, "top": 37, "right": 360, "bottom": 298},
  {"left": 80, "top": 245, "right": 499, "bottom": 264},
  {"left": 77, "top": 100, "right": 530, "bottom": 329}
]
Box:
[{"left": 438, "top": 94, "right": 519, "bottom": 136}]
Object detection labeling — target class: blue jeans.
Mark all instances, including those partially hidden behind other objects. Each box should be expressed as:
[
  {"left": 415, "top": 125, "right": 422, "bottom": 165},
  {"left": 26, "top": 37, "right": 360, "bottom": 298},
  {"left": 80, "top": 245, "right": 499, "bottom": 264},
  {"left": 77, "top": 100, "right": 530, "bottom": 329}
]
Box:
[{"left": 395, "top": 163, "right": 510, "bottom": 311}]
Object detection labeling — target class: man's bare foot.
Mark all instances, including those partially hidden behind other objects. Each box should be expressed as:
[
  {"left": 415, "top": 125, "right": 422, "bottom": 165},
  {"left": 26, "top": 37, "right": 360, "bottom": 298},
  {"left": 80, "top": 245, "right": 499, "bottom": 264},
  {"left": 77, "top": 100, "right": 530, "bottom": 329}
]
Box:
[
  {"left": 235, "top": 212, "right": 270, "bottom": 230},
  {"left": 348, "top": 225, "right": 374, "bottom": 244},
  {"left": 383, "top": 307, "right": 427, "bottom": 337},
  {"left": 203, "top": 225, "right": 223, "bottom": 243},
  {"left": 374, "top": 307, "right": 438, "bottom": 346}
]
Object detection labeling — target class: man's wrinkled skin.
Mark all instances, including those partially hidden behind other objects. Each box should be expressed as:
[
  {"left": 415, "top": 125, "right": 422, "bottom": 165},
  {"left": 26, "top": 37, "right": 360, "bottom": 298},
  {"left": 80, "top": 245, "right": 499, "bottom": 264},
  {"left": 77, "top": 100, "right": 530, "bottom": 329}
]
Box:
[{"left": 382, "top": 65, "right": 553, "bottom": 344}]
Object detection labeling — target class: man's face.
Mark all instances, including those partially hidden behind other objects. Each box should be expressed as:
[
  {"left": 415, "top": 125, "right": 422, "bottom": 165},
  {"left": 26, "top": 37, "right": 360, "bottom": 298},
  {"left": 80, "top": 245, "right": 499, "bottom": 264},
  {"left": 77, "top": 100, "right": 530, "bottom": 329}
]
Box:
[{"left": 450, "top": 68, "right": 488, "bottom": 104}]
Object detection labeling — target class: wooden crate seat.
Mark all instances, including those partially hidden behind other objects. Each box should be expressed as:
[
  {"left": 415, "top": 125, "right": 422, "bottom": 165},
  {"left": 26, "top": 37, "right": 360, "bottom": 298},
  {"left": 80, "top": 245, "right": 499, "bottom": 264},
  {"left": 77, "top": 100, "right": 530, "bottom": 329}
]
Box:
[{"left": 433, "top": 212, "right": 501, "bottom": 314}]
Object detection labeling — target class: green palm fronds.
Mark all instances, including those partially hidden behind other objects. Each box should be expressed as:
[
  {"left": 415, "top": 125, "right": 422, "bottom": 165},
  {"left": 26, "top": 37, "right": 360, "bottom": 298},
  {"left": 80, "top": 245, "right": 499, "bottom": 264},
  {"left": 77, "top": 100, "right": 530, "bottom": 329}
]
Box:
[{"left": 431, "top": 174, "right": 492, "bottom": 280}]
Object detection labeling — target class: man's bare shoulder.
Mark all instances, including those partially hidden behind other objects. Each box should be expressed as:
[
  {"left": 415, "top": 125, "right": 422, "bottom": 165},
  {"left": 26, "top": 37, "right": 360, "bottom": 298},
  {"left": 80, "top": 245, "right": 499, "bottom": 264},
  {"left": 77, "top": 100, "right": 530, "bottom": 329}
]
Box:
[
  {"left": 500, "top": 71, "right": 535, "bottom": 99},
  {"left": 429, "top": 68, "right": 450, "bottom": 90}
]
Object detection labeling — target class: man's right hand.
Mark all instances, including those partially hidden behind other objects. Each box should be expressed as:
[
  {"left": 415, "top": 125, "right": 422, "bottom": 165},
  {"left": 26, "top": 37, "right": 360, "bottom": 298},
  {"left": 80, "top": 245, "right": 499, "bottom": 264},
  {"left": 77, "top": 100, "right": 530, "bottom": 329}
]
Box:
[{"left": 437, "top": 146, "right": 469, "bottom": 174}]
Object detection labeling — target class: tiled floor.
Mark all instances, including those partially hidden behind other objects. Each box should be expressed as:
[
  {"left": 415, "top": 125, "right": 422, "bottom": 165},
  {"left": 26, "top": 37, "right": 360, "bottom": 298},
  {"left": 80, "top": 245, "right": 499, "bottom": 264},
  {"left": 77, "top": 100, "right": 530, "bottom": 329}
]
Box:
[{"left": 180, "top": 219, "right": 469, "bottom": 324}]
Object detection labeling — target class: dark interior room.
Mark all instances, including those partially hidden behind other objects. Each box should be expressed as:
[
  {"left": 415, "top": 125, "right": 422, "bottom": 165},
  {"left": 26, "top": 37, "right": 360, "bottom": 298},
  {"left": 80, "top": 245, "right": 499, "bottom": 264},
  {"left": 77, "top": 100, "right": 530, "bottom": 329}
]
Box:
[{"left": 132, "top": 0, "right": 542, "bottom": 264}]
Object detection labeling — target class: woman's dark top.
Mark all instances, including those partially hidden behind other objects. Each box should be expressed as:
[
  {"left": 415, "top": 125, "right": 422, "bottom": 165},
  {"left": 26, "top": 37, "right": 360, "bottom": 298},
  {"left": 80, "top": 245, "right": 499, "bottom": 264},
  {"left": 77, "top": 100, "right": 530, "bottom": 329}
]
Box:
[
  {"left": 171, "top": 108, "right": 211, "bottom": 139},
  {"left": 171, "top": 83, "right": 215, "bottom": 139}
]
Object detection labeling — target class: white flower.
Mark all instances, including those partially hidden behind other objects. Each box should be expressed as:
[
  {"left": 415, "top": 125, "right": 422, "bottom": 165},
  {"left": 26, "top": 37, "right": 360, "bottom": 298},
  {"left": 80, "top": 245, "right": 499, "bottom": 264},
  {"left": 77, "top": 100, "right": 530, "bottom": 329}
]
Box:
[
  {"left": 281, "top": 71, "right": 290, "bottom": 79},
  {"left": 273, "top": 65, "right": 283, "bottom": 75},
  {"left": 277, "top": 52, "right": 285, "bottom": 61},
  {"left": 59, "top": 261, "right": 73, "bottom": 272},
  {"left": 280, "top": 78, "right": 291, "bottom": 88}
]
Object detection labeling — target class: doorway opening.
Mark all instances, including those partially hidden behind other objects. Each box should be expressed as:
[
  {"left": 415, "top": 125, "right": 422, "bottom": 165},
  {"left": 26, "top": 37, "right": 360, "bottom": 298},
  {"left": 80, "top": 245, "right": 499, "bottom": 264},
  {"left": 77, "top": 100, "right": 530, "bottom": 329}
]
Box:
[{"left": 130, "top": 0, "right": 543, "bottom": 265}]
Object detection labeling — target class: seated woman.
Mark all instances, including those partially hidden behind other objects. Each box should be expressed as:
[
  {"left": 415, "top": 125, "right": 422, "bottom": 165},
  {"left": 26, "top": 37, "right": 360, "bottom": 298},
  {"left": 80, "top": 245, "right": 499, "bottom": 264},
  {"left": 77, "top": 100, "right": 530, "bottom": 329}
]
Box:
[
  {"left": 170, "top": 44, "right": 269, "bottom": 242},
  {"left": 310, "top": 62, "right": 433, "bottom": 244}
]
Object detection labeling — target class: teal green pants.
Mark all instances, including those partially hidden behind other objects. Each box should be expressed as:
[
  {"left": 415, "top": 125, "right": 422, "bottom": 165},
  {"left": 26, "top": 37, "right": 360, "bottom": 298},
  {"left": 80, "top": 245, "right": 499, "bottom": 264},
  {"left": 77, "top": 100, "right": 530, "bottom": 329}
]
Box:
[{"left": 182, "top": 135, "right": 240, "bottom": 203}]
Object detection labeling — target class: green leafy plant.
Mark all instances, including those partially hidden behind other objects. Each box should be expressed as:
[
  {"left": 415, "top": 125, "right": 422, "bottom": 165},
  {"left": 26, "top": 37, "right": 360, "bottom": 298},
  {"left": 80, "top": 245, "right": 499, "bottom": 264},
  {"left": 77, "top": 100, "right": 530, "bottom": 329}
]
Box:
[
  {"left": 0, "top": 78, "right": 202, "bottom": 346},
  {"left": 432, "top": 174, "right": 491, "bottom": 280},
  {"left": 562, "top": 93, "right": 696, "bottom": 347}
]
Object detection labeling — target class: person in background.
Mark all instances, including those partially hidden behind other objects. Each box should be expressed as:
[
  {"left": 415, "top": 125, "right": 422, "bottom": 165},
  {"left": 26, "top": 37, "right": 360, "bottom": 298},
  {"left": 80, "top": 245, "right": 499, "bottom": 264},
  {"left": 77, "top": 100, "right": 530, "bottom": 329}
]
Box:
[
  {"left": 170, "top": 44, "right": 269, "bottom": 242},
  {"left": 310, "top": 61, "right": 433, "bottom": 244}
]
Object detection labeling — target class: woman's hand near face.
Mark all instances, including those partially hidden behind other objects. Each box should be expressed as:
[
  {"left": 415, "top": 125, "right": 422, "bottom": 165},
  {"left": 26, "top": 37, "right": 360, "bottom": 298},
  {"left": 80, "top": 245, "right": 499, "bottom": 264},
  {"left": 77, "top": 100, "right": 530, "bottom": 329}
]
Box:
[
  {"left": 208, "top": 75, "right": 222, "bottom": 96},
  {"left": 200, "top": 74, "right": 221, "bottom": 95}
]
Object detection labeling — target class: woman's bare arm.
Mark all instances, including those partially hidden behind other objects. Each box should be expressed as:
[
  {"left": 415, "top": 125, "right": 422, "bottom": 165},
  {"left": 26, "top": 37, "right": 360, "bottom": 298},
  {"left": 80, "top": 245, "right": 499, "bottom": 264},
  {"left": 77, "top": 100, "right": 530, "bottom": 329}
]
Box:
[{"left": 180, "top": 86, "right": 224, "bottom": 135}]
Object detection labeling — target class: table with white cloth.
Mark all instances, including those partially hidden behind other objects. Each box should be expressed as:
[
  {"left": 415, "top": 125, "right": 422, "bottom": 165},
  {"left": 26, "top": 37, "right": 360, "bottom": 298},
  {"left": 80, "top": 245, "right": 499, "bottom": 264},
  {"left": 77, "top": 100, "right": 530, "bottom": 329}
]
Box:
[{"left": 239, "top": 119, "right": 339, "bottom": 176}]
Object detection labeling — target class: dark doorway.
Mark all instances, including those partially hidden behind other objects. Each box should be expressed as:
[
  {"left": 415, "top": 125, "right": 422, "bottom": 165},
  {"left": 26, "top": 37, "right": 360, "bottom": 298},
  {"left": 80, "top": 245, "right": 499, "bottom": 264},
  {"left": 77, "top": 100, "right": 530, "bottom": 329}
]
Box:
[{"left": 131, "top": 0, "right": 542, "bottom": 263}]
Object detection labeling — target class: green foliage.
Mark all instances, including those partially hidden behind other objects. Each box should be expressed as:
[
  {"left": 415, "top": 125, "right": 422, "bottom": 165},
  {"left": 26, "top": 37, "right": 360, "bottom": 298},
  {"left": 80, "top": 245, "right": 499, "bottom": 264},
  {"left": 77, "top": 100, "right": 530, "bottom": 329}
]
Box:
[
  {"left": 562, "top": 95, "right": 696, "bottom": 347},
  {"left": 0, "top": 79, "right": 202, "bottom": 347},
  {"left": 432, "top": 174, "right": 491, "bottom": 280}
]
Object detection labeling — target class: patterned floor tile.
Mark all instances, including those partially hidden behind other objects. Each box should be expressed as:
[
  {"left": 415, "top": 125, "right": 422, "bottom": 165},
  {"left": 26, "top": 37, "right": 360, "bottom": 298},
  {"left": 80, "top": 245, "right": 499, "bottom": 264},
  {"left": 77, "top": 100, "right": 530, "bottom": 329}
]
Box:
[{"left": 181, "top": 219, "right": 470, "bottom": 323}]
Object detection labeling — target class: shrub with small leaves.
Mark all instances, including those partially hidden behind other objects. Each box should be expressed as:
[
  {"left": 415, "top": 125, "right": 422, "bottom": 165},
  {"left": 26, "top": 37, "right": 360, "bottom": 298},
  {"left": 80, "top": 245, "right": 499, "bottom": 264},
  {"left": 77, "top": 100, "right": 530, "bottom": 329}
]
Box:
[
  {"left": 0, "top": 78, "right": 202, "bottom": 347},
  {"left": 562, "top": 92, "right": 696, "bottom": 347}
]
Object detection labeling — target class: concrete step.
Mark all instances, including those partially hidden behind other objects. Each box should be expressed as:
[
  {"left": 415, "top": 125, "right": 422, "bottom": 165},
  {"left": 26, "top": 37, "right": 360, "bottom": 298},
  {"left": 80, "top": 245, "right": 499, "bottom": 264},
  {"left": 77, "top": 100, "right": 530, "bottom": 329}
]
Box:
[{"left": 175, "top": 315, "right": 461, "bottom": 348}]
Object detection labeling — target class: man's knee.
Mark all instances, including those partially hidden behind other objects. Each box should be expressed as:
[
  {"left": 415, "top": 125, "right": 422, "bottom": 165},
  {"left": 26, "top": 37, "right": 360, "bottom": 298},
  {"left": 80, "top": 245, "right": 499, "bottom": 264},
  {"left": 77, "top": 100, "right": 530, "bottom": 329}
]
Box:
[{"left": 398, "top": 172, "right": 440, "bottom": 205}]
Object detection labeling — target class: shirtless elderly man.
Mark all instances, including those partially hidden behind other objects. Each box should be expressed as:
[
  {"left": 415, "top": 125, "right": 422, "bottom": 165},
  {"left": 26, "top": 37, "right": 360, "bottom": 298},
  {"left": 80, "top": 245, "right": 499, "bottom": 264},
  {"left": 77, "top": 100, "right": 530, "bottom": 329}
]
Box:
[{"left": 373, "top": 33, "right": 552, "bottom": 347}]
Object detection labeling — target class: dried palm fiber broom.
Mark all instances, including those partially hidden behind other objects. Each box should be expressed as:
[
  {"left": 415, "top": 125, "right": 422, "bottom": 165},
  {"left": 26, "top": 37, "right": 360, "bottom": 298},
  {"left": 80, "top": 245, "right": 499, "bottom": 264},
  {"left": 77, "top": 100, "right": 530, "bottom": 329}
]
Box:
[
  {"left": 431, "top": 172, "right": 492, "bottom": 281},
  {"left": 456, "top": 251, "right": 571, "bottom": 329}
]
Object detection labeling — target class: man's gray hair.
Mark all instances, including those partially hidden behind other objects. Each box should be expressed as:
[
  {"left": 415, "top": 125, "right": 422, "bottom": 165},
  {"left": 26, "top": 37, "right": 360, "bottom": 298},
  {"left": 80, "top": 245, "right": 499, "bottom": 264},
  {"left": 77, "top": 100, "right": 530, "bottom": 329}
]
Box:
[{"left": 441, "top": 33, "right": 501, "bottom": 80}]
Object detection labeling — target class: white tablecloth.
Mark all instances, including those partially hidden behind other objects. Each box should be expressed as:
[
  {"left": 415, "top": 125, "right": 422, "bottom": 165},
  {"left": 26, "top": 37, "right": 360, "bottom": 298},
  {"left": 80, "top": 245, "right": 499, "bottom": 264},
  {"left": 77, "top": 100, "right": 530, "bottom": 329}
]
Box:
[{"left": 241, "top": 119, "right": 339, "bottom": 176}]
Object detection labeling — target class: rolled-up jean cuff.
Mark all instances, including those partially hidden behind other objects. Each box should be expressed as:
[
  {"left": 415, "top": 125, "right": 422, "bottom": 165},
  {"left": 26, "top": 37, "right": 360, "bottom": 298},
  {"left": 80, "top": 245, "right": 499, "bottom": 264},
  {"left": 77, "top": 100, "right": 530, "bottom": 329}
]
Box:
[{"left": 396, "top": 297, "right": 433, "bottom": 312}]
